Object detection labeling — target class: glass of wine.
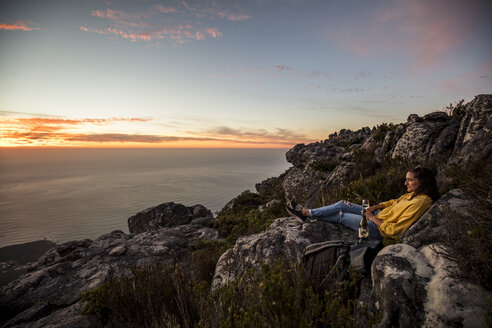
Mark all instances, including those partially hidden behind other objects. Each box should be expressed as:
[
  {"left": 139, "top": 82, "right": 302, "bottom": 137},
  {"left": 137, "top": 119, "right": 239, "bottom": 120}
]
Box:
[{"left": 362, "top": 199, "right": 370, "bottom": 209}]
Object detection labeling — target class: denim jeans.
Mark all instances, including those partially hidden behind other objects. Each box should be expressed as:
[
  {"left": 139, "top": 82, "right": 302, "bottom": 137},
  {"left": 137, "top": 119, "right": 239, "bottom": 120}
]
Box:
[{"left": 309, "top": 200, "right": 383, "bottom": 240}]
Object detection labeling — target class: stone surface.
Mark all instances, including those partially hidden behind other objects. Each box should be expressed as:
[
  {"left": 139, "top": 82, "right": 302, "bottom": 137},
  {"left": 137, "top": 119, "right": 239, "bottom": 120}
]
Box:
[
  {"left": 212, "top": 217, "right": 358, "bottom": 290},
  {"left": 0, "top": 215, "right": 219, "bottom": 327},
  {"left": 450, "top": 94, "right": 492, "bottom": 164},
  {"left": 371, "top": 243, "right": 491, "bottom": 328},
  {"left": 401, "top": 189, "right": 489, "bottom": 249},
  {"left": 391, "top": 116, "right": 450, "bottom": 162},
  {"left": 128, "top": 202, "right": 213, "bottom": 234}
]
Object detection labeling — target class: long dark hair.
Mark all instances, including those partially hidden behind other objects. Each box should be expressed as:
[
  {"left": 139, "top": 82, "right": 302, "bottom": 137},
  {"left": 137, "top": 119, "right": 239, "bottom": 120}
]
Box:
[{"left": 409, "top": 166, "right": 440, "bottom": 202}]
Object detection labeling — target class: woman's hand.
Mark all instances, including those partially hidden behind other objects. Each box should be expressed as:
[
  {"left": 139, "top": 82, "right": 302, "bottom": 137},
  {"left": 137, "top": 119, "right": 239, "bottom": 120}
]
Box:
[
  {"left": 367, "top": 204, "right": 384, "bottom": 212},
  {"left": 366, "top": 210, "right": 383, "bottom": 227}
]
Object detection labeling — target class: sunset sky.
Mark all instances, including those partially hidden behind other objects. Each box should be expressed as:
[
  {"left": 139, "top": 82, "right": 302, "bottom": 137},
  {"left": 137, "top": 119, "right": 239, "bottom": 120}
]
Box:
[{"left": 1, "top": 0, "right": 491, "bottom": 148}]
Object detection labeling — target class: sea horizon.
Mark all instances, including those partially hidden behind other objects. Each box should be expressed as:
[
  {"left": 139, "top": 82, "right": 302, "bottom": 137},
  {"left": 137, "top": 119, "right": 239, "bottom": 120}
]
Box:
[{"left": 0, "top": 148, "right": 291, "bottom": 248}]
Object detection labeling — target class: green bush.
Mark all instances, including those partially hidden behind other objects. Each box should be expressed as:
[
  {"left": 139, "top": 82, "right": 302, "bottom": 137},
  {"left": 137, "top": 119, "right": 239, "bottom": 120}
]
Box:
[
  {"left": 372, "top": 123, "right": 397, "bottom": 142},
  {"left": 204, "top": 258, "right": 380, "bottom": 328},
  {"left": 436, "top": 159, "right": 492, "bottom": 290},
  {"left": 81, "top": 239, "right": 227, "bottom": 328},
  {"left": 212, "top": 190, "right": 286, "bottom": 243},
  {"left": 81, "top": 254, "right": 381, "bottom": 327},
  {"left": 311, "top": 158, "right": 340, "bottom": 172}
]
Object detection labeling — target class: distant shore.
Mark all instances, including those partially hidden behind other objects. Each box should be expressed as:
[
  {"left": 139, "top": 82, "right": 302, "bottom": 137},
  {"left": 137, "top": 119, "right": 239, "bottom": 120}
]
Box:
[{"left": 0, "top": 240, "right": 56, "bottom": 287}]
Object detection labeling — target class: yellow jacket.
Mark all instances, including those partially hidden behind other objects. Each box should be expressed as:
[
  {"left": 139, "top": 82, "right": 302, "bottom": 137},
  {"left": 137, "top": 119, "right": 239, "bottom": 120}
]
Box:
[{"left": 377, "top": 193, "right": 433, "bottom": 239}]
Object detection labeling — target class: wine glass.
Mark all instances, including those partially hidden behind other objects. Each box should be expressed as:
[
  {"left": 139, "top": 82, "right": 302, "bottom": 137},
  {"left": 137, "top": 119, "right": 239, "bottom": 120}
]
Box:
[{"left": 361, "top": 199, "right": 370, "bottom": 209}]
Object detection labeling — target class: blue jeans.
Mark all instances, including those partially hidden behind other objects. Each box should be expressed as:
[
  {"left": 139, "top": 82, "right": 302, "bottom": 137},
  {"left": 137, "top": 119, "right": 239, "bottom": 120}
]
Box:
[{"left": 310, "top": 201, "right": 383, "bottom": 240}]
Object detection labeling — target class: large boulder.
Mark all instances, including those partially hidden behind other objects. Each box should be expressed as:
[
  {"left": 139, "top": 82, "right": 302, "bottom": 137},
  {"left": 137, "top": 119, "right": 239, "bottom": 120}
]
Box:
[
  {"left": 128, "top": 202, "right": 213, "bottom": 234},
  {"left": 212, "top": 217, "right": 358, "bottom": 290},
  {"left": 0, "top": 208, "right": 219, "bottom": 327},
  {"left": 450, "top": 94, "right": 492, "bottom": 164},
  {"left": 391, "top": 112, "right": 451, "bottom": 162},
  {"left": 282, "top": 166, "right": 333, "bottom": 208},
  {"left": 370, "top": 189, "right": 492, "bottom": 328}
]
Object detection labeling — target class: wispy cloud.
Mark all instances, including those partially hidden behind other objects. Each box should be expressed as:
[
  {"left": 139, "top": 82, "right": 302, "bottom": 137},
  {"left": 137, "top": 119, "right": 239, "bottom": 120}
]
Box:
[
  {"left": 81, "top": 1, "right": 248, "bottom": 45},
  {"left": 327, "top": 0, "right": 485, "bottom": 71},
  {"left": 195, "top": 125, "right": 311, "bottom": 145},
  {"left": 309, "top": 71, "right": 331, "bottom": 79},
  {"left": 0, "top": 21, "right": 41, "bottom": 31}
]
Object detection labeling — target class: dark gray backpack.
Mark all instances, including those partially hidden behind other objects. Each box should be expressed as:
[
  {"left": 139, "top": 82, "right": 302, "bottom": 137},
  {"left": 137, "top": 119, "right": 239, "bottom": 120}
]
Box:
[
  {"left": 300, "top": 240, "right": 383, "bottom": 289},
  {"left": 300, "top": 240, "right": 351, "bottom": 289}
]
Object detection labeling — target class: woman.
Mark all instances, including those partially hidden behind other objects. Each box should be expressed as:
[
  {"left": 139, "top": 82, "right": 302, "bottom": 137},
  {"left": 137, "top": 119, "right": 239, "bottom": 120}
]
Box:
[{"left": 286, "top": 166, "right": 439, "bottom": 240}]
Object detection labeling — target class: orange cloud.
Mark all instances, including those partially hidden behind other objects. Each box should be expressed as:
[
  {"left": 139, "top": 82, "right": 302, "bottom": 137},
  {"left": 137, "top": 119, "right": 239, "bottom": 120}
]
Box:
[
  {"left": 0, "top": 21, "right": 41, "bottom": 31},
  {"left": 0, "top": 117, "right": 305, "bottom": 148}
]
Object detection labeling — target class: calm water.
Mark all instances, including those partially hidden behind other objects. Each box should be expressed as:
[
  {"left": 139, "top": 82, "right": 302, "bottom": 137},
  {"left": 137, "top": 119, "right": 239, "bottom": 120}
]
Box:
[{"left": 0, "top": 148, "right": 291, "bottom": 247}]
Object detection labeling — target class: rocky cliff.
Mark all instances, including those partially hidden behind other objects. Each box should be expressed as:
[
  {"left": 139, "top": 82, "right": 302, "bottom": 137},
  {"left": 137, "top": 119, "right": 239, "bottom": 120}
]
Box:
[{"left": 1, "top": 95, "right": 490, "bottom": 328}]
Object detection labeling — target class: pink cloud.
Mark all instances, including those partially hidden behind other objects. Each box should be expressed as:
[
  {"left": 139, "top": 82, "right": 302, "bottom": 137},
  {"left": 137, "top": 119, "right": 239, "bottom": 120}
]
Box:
[
  {"left": 0, "top": 21, "right": 41, "bottom": 31},
  {"left": 328, "top": 0, "right": 481, "bottom": 71},
  {"left": 216, "top": 11, "right": 250, "bottom": 21},
  {"left": 205, "top": 27, "right": 221, "bottom": 38},
  {"left": 155, "top": 5, "right": 178, "bottom": 14},
  {"left": 195, "top": 31, "right": 206, "bottom": 40}
]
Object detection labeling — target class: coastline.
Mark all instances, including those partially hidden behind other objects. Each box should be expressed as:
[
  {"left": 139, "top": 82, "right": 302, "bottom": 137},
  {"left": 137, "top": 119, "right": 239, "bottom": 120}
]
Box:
[{"left": 0, "top": 240, "right": 56, "bottom": 287}]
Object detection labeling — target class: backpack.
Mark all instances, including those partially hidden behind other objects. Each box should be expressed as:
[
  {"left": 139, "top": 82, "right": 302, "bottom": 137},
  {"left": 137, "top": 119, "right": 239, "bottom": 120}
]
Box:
[
  {"left": 300, "top": 240, "right": 383, "bottom": 289},
  {"left": 300, "top": 240, "right": 351, "bottom": 289}
]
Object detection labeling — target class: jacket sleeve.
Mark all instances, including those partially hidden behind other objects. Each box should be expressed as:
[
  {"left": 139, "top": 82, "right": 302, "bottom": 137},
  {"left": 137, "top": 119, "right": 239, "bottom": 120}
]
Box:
[
  {"left": 379, "top": 194, "right": 404, "bottom": 209},
  {"left": 379, "top": 201, "right": 429, "bottom": 239}
]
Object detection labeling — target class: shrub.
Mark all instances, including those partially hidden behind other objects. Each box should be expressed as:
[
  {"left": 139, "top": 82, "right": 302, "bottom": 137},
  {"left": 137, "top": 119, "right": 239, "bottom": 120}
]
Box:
[
  {"left": 205, "top": 258, "right": 380, "bottom": 328},
  {"left": 81, "top": 239, "right": 227, "bottom": 328},
  {"left": 435, "top": 159, "right": 492, "bottom": 290},
  {"left": 372, "top": 123, "right": 397, "bottom": 142},
  {"left": 81, "top": 254, "right": 382, "bottom": 327},
  {"left": 311, "top": 158, "right": 340, "bottom": 172},
  {"left": 212, "top": 190, "right": 286, "bottom": 243}
]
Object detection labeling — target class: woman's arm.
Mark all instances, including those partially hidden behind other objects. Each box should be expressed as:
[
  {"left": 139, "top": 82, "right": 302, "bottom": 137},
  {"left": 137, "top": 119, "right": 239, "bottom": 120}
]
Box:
[
  {"left": 367, "top": 204, "right": 385, "bottom": 212},
  {"left": 366, "top": 210, "right": 383, "bottom": 227}
]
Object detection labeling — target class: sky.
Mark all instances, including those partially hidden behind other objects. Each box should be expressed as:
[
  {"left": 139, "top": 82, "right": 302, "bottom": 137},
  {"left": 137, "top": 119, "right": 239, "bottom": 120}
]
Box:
[{"left": 0, "top": 0, "right": 491, "bottom": 148}]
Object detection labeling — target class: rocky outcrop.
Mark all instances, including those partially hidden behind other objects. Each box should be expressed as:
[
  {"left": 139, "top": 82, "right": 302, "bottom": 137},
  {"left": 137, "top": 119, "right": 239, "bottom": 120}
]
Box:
[
  {"left": 282, "top": 95, "right": 491, "bottom": 207},
  {"left": 212, "top": 217, "right": 358, "bottom": 289},
  {"left": 128, "top": 202, "right": 213, "bottom": 234},
  {"left": 369, "top": 189, "right": 492, "bottom": 328},
  {"left": 212, "top": 189, "right": 492, "bottom": 327},
  {"left": 391, "top": 112, "right": 452, "bottom": 162},
  {"left": 450, "top": 94, "right": 492, "bottom": 164},
  {"left": 0, "top": 204, "right": 219, "bottom": 328}
]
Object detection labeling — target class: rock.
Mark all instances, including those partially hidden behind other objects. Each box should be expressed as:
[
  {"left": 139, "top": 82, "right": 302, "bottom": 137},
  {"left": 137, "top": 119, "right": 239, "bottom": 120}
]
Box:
[
  {"left": 450, "top": 94, "right": 492, "bottom": 164},
  {"left": 282, "top": 166, "right": 332, "bottom": 208},
  {"left": 401, "top": 189, "right": 489, "bottom": 249},
  {"left": 391, "top": 118, "right": 449, "bottom": 163},
  {"left": 0, "top": 240, "right": 57, "bottom": 288},
  {"left": 212, "top": 217, "right": 358, "bottom": 290},
  {"left": 371, "top": 243, "right": 491, "bottom": 328},
  {"left": 370, "top": 188, "right": 492, "bottom": 328},
  {"left": 0, "top": 220, "right": 220, "bottom": 326},
  {"left": 2, "top": 303, "right": 102, "bottom": 328},
  {"left": 407, "top": 114, "right": 423, "bottom": 123},
  {"left": 128, "top": 202, "right": 213, "bottom": 234},
  {"left": 327, "top": 162, "right": 356, "bottom": 187}
]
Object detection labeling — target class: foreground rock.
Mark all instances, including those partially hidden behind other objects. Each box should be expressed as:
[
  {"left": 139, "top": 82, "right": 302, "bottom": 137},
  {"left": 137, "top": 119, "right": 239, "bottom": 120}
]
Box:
[
  {"left": 370, "top": 189, "right": 491, "bottom": 328},
  {"left": 0, "top": 204, "right": 219, "bottom": 328},
  {"left": 128, "top": 202, "right": 213, "bottom": 234},
  {"left": 212, "top": 217, "right": 359, "bottom": 289},
  {"left": 212, "top": 189, "right": 492, "bottom": 327}
]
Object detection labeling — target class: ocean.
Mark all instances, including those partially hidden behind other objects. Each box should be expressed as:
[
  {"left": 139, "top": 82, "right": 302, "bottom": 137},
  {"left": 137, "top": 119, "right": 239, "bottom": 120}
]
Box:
[{"left": 0, "top": 148, "right": 291, "bottom": 248}]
